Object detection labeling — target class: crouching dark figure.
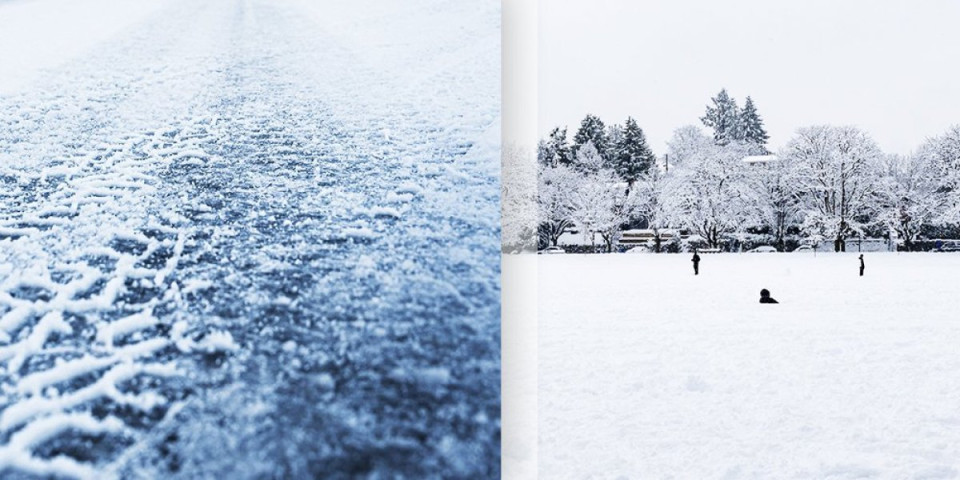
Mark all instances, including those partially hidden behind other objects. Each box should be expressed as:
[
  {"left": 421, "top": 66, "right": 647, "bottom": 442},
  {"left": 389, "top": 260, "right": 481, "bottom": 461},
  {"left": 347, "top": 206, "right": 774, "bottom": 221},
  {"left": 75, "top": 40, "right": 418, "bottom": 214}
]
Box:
[{"left": 759, "top": 289, "right": 778, "bottom": 304}]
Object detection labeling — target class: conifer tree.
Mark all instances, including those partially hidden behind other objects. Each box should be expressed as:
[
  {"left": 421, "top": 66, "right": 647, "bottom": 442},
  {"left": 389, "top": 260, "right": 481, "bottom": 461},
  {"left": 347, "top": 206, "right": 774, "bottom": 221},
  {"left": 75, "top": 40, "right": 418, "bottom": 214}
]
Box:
[
  {"left": 700, "top": 89, "right": 740, "bottom": 145},
  {"left": 610, "top": 117, "right": 656, "bottom": 187},
  {"left": 739, "top": 96, "right": 770, "bottom": 153},
  {"left": 537, "top": 127, "right": 573, "bottom": 167},
  {"left": 574, "top": 114, "right": 608, "bottom": 158},
  {"left": 605, "top": 123, "right": 624, "bottom": 162}
]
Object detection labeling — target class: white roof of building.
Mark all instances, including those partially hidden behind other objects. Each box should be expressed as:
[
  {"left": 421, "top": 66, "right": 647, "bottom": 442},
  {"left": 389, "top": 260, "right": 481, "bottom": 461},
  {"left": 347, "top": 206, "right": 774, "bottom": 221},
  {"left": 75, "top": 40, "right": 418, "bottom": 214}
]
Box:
[
  {"left": 621, "top": 229, "right": 679, "bottom": 235},
  {"left": 742, "top": 154, "right": 778, "bottom": 164}
]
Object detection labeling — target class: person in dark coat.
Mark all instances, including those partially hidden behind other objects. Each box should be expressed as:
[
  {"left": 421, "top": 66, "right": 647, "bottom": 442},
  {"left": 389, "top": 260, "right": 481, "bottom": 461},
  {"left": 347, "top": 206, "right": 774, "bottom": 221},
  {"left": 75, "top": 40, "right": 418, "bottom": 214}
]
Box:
[
  {"left": 691, "top": 250, "right": 701, "bottom": 275},
  {"left": 859, "top": 254, "right": 864, "bottom": 276},
  {"left": 759, "top": 289, "right": 778, "bottom": 304}
]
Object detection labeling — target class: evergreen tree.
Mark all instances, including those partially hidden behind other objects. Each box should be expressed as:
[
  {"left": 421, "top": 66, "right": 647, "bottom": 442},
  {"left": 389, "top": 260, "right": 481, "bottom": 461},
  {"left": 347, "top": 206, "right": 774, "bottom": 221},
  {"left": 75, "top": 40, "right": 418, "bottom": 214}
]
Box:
[
  {"left": 573, "top": 114, "right": 608, "bottom": 158},
  {"left": 610, "top": 117, "right": 656, "bottom": 186},
  {"left": 605, "top": 123, "right": 624, "bottom": 163},
  {"left": 537, "top": 139, "right": 553, "bottom": 167},
  {"left": 537, "top": 127, "right": 573, "bottom": 167},
  {"left": 700, "top": 89, "right": 741, "bottom": 145},
  {"left": 738, "top": 96, "right": 770, "bottom": 153}
]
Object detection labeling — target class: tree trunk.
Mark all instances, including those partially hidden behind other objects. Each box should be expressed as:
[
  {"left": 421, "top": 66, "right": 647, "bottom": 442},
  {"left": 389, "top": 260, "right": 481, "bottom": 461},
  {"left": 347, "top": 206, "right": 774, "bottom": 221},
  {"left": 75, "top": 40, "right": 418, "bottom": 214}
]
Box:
[
  {"left": 709, "top": 225, "right": 719, "bottom": 249},
  {"left": 900, "top": 224, "right": 913, "bottom": 252},
  {"left": 776, "top": 213, "right": 786, "bottom": 252}
]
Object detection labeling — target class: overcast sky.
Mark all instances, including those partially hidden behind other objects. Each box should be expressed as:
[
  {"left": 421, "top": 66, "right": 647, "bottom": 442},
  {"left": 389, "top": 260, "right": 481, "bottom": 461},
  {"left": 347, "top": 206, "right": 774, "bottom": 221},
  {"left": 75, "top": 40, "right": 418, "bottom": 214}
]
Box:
[{"left": 539, "top": 0, "right": 960, "bottom": 155}]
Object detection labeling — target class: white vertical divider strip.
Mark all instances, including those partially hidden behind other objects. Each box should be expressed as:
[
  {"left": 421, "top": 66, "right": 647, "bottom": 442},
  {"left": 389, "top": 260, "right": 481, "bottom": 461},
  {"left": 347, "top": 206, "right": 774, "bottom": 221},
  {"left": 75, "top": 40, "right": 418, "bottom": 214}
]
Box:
[{"left": 502, "top": 0, "right": 539, "bottom": 478}]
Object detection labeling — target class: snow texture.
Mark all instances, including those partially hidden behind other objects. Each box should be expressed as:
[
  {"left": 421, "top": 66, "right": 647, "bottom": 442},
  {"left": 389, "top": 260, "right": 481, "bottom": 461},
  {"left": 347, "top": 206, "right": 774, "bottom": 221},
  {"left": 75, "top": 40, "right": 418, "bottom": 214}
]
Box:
[
  {"left": 539, "top": 252, "right": 960, "bottom": 478},
  {"left": 1, "top": 0, "right": 500, "bottom": 478}
]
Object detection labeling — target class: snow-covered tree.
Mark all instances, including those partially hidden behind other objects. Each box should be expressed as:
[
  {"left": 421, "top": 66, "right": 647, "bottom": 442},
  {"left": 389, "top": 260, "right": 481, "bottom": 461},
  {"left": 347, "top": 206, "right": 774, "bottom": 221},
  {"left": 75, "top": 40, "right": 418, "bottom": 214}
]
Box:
[
  {"left": 661, "top": 141, "right": 755, "bottom": 249},
  {"left": 919, "top": 125, "right": 960, "bottom": 184},
  {"left": 574, "top": 141, "right": 605, "bottom": 174},
  {"left": 599, "top": 189, "right": 640, "bottom": 252},
  {"left": 738, "top": 96, "right": 770, "bottom": 152},
  {"left": 784, "top": 125, "right": 883, "bottom": 251},
  {"left": 872, "top": 153, "right": 948, "bottom": 249},
  {"left": 537, "top": 163, "right": 579, "bottom": 247},
  {"left": 537, "top": 127, "right": 573, "bottom": 167},
  {"left": 573, "top": 114, "right": 608, "bottom": 159},
  {"left": 502, "top": 144, "right": 538, "bottom": 253},
  {"left": 605, "top": 123, "right": 624, "bottom": 162},
  {"left": 918, "top": 125, "right": 960, "bottom": 220},
  {"left": 743, "top": 155, "right": 800, "bottom": 251},
  {"left": 665, "top": 125, "right": 713, "bottom": 170},
  {"left": 632, "top": 166, "right": 671, "bottom": 252},
  {"left": 565, "top": 169, "right": 632, "bottom": 253},
  {"left": 700, "top": 89, "right": 740, "bottom": 145},
  {"left": 609, "top": 117, "right": 656, "bottom": 188},
  {"left": 564, "top": 173, "right": 609, "bottom": 252}
]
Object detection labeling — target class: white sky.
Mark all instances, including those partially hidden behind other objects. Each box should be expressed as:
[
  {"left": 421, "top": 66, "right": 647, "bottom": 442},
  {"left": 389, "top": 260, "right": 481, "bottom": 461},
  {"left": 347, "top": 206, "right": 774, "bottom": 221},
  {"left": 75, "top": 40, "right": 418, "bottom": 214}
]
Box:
[{"left": 539, "top": 0, "right": 960, "bottom": 155}]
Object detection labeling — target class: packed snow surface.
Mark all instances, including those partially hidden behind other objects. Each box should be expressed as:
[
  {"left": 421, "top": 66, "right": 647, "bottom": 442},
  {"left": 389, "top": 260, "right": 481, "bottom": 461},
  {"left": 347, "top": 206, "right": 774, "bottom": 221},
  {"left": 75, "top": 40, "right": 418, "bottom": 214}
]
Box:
[
  {"left": 540, "top": 252, "right": 960, "bottom": 479},
  {"left": 0, "top": 0, "right": 500, "bottom": 478}
]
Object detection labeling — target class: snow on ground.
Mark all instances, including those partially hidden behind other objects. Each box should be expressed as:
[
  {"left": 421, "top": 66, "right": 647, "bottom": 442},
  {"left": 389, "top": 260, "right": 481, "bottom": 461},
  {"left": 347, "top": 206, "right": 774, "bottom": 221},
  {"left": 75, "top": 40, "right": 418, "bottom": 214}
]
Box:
[
  {"left": 540, "top": 252, "right": 960, "bottom": 479},
  {"left": 1, "top": 0, "right": 499, "bottom": 478}
]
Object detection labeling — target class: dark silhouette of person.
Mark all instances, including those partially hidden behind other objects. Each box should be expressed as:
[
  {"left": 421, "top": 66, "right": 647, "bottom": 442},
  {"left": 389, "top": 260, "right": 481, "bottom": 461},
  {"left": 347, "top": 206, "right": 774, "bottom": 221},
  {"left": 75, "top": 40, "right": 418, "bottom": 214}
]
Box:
[
  {"left": 859, "top": 254, "right": 864, "bottom": 276},
  {"left": 759, "top": 289, "right": 778, "bottom": 304},
  {"left": 691, "top": 250, "right": 701, "bottom": 275}
]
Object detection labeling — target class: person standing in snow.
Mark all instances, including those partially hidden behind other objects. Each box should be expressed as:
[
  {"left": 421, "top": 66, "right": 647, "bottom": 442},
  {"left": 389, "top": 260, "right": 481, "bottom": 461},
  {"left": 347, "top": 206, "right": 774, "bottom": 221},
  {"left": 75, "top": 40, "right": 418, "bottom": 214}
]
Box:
[
  {"left": 859, "top": 254, "right": 864, "bottom": 276},
  {"left": 691, "top": 250, "right": 701, "bottom": 275},
  {"left": 759, "top": 289, "right": 778, "bottom": 304}
]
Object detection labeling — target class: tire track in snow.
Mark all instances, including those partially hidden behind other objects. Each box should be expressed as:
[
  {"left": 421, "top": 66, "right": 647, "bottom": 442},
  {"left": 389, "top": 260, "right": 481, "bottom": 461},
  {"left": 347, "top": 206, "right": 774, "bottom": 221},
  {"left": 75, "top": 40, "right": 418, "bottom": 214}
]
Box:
[
  {"left": 1, "top": 0, "right": 501, "bottom": 477},
  {"left": 0, "top": 1, "right": 243, "bottom": 477},
  {"left": 118, "top": 1, "right": 501, "bottom": 478},
  {"left": 0, "top": 130, "right": 239, "bottom": 479}
]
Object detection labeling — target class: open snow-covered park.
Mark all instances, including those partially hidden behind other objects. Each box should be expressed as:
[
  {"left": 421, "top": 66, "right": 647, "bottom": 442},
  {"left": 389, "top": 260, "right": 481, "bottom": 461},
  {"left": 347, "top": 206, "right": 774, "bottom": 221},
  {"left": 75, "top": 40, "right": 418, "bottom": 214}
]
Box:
[
  {"left": 1, "top": 0, "right": 500, "bottom": 478},
  {"left": 539, "top": 252, "right": 960, "bottom": 479}
]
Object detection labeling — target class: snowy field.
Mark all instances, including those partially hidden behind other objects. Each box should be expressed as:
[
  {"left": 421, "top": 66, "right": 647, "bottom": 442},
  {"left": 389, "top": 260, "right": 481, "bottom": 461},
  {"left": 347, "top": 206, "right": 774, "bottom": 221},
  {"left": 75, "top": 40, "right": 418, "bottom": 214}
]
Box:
[
  {"left": 0, "top": 0, "right": 500, "bottom": 478},
  {"left": 540, "top": 252, "right": 960, "bottom": 479}
]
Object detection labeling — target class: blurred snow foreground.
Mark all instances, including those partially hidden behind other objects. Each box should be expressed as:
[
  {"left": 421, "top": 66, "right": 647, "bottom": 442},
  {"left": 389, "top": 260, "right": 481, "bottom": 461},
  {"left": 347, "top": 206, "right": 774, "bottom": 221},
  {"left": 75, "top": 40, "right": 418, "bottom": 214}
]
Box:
[{"left": 0, "top": 0, "right": 501, "bottom": 478}]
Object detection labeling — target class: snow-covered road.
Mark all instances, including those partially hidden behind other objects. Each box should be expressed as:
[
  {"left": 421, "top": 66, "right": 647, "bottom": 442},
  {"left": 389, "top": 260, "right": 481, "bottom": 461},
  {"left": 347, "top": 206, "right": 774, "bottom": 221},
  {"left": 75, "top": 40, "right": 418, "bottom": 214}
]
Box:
[{"left": 0, "top": 0, "right": 500, "bottom": 478}]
